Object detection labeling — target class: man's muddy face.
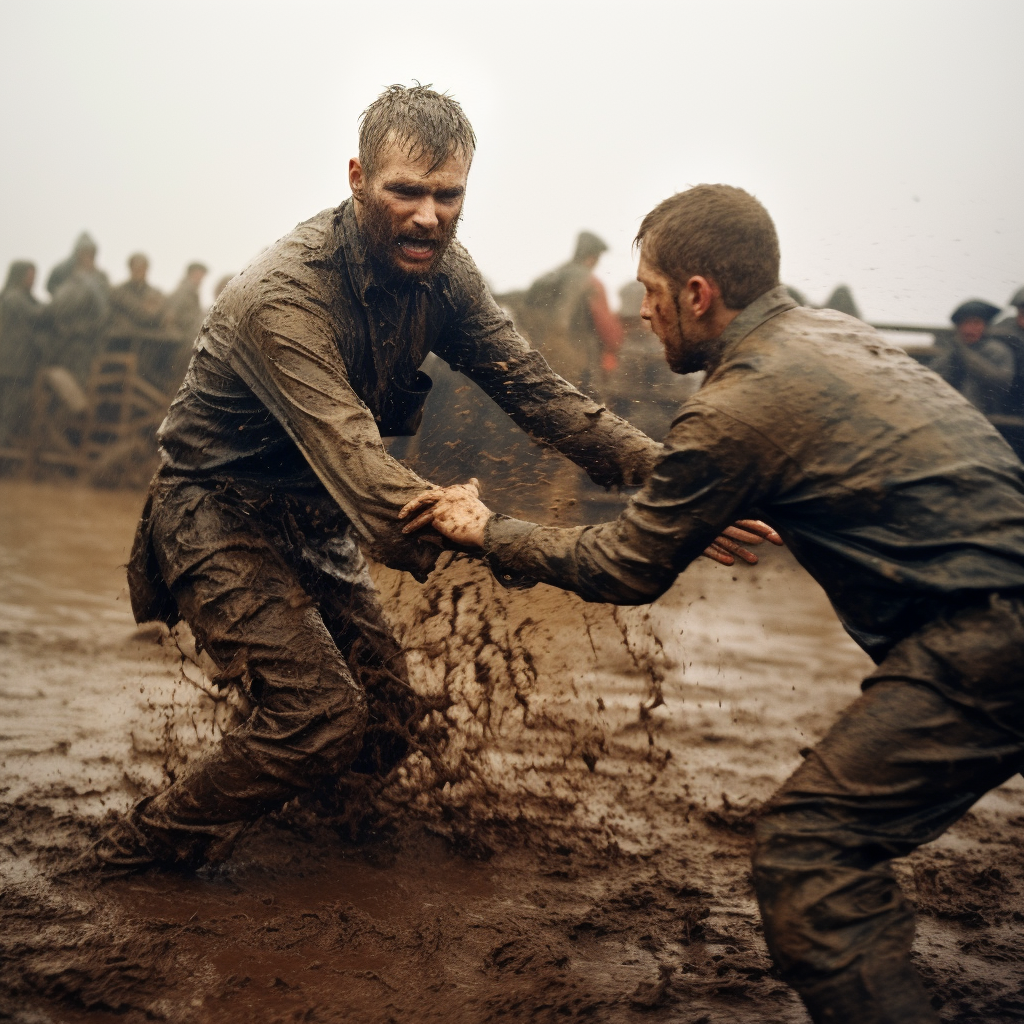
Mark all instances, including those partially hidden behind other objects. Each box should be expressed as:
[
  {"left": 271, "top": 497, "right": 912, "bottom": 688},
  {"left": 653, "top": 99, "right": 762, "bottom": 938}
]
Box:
[
  {"left": 638, "top": 255, "right": 705, "bottom": 374},
  {"left": 350, "top": 141, "right": 469, "bottom": 279}
]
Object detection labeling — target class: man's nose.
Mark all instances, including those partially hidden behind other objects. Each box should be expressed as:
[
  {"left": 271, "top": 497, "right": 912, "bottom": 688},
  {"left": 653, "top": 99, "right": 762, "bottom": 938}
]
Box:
[{"left": 411, "top": 197, "right": 439, "bottom": 232}]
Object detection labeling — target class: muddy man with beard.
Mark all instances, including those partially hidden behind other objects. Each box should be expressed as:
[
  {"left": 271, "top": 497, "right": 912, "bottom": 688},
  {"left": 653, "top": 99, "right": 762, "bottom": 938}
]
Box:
[
  {"left": 404, "top": 186, "right": 1024, "bottom": 1024},
  {"left": 102, "top": 86, "right": 770, "bottom": 870}
]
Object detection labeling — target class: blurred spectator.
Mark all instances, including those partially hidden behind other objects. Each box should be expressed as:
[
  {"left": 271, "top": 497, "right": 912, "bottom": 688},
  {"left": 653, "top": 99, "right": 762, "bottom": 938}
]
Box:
[
  {"left": 160, "top": 262, "right": 208, "bottom": 393},
  {"left": 163, "top": 262, "right": 208, "bottom": 343},
  {"left": 108, "top": 253, "right": 178, "bottom": 391},
  {"left": 108, "top": 253, "right": 164, "bottom": 337},
  {"left": 212, "top": 272, "right": 235, "bottom": 303},
  {"left": 49, "top": 235, "right": 110, "bottom": 383},
  {"left": 990, "top": 285, "right": 1024, "bottom": 347},
  {"left": 47, "top": 232, "right": 101, "bottom": 296},
  {"left": 0, "top": 261, "right": 52, "bottom": 446},
  {"left": 518, "top": 231, "right": 622, "bottom": 397}
]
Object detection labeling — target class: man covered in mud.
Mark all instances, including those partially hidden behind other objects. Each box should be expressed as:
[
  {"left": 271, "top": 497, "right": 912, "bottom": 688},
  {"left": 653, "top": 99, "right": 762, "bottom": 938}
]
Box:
[
  {"left": 402, "top": 184, "right": 1024, "bottom": 1024},
  {"left": 99, "top": 86, "right": 761, "bottom": 872}
]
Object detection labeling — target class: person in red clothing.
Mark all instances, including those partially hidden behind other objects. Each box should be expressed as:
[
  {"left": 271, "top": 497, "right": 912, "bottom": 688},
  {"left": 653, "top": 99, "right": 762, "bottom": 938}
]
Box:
[{"left": 519, "top": 231, "right": 622, "bottom": 398}]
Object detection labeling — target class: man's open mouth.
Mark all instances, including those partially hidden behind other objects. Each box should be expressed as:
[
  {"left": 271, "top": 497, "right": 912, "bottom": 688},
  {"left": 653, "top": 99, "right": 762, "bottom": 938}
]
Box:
[{"left": 396, "top": 238, "right": 437, "bottom": 262}]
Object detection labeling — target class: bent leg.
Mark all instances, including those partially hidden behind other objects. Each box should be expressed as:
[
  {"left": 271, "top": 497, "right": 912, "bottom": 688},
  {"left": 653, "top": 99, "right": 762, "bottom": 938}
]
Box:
[
  {"left": 312, "top": 564, "right": 425, "bottom": 777},
  {"left": 754, "top": 675, "right": 1024, "bottom": 1024},
  {"left": 136, "top": 538, "right": 369, "bottom": 863}
]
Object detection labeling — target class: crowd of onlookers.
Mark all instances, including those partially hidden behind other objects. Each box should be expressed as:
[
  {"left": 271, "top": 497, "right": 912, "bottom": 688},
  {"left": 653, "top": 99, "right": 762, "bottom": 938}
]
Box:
[
  {"left": 2, "top": 227, "right": 1023, "bottom": 465},
  {"left": 0, "top": 233, "right": 233, "bottom": 450}
]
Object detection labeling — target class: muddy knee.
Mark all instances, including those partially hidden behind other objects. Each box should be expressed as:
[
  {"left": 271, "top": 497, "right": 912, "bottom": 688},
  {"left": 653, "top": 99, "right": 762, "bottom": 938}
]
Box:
[
  {"left": 229, "top": 666, "right": 370, "bottom": 785},
  {"left": 753, "top": 808, "right": 924, "bottom": 1013}
]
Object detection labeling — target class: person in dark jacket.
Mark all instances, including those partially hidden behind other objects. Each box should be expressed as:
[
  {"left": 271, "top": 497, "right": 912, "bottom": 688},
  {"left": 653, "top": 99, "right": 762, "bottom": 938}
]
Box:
[
  {"left": 932, "top": 298, "right": 1011, "bottom": 416},
  {"left": 403, "top": 184, "right": 1024, "bottom": 1024},
  {"left": 0, "top": 261, "right": 52, "bottom": 447}
]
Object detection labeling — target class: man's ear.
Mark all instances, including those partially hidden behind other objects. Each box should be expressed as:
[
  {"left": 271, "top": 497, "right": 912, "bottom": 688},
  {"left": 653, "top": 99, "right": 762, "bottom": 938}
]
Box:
[
  {"left": 686, "top": 276, "right": 720, "bottom": 319},
  {"left": 349, "top": 157, "right": 366, "bottom": 201}
]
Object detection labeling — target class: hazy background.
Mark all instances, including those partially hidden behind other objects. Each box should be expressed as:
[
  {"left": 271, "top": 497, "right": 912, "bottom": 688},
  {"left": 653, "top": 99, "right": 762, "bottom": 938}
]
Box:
[{"left": 1, "top": 0, "right": 1020, "bottom": 323}]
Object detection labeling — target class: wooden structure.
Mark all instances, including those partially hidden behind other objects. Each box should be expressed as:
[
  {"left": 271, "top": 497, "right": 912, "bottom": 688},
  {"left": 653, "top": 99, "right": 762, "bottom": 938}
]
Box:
[{"left": 1, "top": 352, "right": 172, "bottom": 488}]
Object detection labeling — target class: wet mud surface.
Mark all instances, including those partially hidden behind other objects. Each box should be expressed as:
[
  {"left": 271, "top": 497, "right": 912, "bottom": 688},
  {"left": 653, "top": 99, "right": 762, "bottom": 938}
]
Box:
[{"left": 2, "top": 479, "right": 1024, "bottom": 1023}]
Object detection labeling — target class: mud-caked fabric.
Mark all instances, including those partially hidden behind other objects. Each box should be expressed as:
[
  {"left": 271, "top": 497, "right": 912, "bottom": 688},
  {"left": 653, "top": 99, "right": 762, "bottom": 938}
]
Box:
[
  {"left": 752, "top": 593, "right": 1024, "bottom": 1024},
  {"left": 484, "top": 286, "right": 1024, "bottom": 662},
  {"left": 136, "top": 473, "right": 421, "bottom": 863},
  {"left": 147, "top": 198, "right": 659, "bottom": 590}
]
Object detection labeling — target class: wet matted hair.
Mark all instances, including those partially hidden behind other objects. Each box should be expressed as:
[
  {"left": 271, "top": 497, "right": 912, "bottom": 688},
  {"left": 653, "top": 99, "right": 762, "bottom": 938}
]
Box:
[
  {"left": 635, "top": 184, "right": 780, "bottom": 309},
  {"left": 358, "top": 83, "right": 477, "bottom": 178}
]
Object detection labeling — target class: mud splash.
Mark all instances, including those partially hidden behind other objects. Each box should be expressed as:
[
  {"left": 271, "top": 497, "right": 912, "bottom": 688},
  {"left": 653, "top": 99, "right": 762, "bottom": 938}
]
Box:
[{"left": 2, "top": 479, "right": 1024, "bottom": 1023}]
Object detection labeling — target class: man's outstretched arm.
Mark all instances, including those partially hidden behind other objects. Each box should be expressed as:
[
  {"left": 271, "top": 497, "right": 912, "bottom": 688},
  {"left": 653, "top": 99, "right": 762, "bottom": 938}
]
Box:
[
  {"left": 435, "top": 246, "right": 662, "bottom": 489},
  {"left": 401, "top": 407, "right": 784, "bottom": 604}
]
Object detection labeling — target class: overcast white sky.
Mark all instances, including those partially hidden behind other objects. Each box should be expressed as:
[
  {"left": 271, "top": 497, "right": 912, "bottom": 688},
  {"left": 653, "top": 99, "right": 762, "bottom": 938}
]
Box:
[{"left": 2, "top": 0, "right": 1021, "bottom": 323}]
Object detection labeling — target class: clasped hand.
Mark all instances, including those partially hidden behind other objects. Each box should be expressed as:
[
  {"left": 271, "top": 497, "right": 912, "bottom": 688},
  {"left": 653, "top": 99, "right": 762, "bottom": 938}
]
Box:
[{"left": 399, "top": 480, "right": 783, "bottom": 566}]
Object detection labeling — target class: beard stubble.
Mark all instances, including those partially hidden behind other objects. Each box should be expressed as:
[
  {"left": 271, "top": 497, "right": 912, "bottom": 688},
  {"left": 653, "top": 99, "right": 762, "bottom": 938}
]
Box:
[{"left": 359, "top": 192, "right": 460, "bottom": 282}]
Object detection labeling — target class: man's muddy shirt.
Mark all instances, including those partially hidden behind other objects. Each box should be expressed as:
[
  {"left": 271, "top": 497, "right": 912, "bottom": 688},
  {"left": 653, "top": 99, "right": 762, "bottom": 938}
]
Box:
[
  {"left": 156, "top": 200, "right": 658, "bottom": 576},
  {"left": 484, "top": 286, "right": 1024, "bottom": 660}
]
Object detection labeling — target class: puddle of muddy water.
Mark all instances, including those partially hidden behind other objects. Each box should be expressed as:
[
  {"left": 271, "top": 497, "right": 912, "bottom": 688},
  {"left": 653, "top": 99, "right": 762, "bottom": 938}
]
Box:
[{"left": 3, "top": 478, "right": 1024, "bottom": 1024}]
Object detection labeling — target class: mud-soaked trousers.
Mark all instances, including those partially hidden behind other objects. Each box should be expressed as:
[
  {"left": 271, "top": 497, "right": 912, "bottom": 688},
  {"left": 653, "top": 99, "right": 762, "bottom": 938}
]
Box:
[
  {"left": 132, "top": 474, "right": 422, "bottom": 864},
  {"left": 752, "top": 593, "right": 1024, "bottom": 1024}
]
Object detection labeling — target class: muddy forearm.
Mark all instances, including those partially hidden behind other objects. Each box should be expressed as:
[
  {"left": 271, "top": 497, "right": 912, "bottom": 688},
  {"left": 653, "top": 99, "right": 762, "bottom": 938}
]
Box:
[
  {"left": 483, "top": 514, "right": 681, "bottom": 605},
  {"left": 467, "top": 348, "right": 662, "bottom": 488}
]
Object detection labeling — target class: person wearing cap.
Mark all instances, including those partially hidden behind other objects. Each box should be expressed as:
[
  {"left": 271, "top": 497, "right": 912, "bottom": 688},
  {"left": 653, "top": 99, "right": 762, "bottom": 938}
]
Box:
[
  {"left": 932, "top": 299, "right": 1016, "bottom": 428},
  {"left": 518, "top": 231, "right": 623, "bottom": 398}
]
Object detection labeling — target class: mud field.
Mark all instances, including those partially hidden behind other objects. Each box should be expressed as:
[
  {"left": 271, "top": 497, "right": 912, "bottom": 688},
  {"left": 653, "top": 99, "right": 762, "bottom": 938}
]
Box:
[{"left": 2, "top": 479, "right": 1024, "bottom": 1024}]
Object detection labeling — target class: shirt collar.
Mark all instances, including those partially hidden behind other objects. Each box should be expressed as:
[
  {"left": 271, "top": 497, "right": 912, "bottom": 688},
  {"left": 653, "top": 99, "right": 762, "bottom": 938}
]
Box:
[
  {"left": 324, "top": 198, "right": 374, "bottom": 299},
  {"left": 717, "top": 284, "right": 797, "bottom": 352},
  {"left": 325, "top": 198, "right": 435, "bottom": 300}
]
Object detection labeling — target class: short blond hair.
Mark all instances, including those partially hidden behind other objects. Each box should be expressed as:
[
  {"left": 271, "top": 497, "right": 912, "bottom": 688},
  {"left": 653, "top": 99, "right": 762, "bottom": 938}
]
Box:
[{"left": 359, "top": 84, "right": 476, "bottom": 177}]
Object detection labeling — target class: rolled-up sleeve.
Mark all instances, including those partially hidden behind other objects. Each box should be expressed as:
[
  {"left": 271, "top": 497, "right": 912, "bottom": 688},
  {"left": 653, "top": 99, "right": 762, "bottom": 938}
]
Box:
[
  {"left": 482, "top": 406, "right": 781, "bottom": 603},
  {"left": 435, "top": 254, "right": 662, "bottom": 488},
  {"left": 228, "top": 299, "right": 440, "bottom": 576}
]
